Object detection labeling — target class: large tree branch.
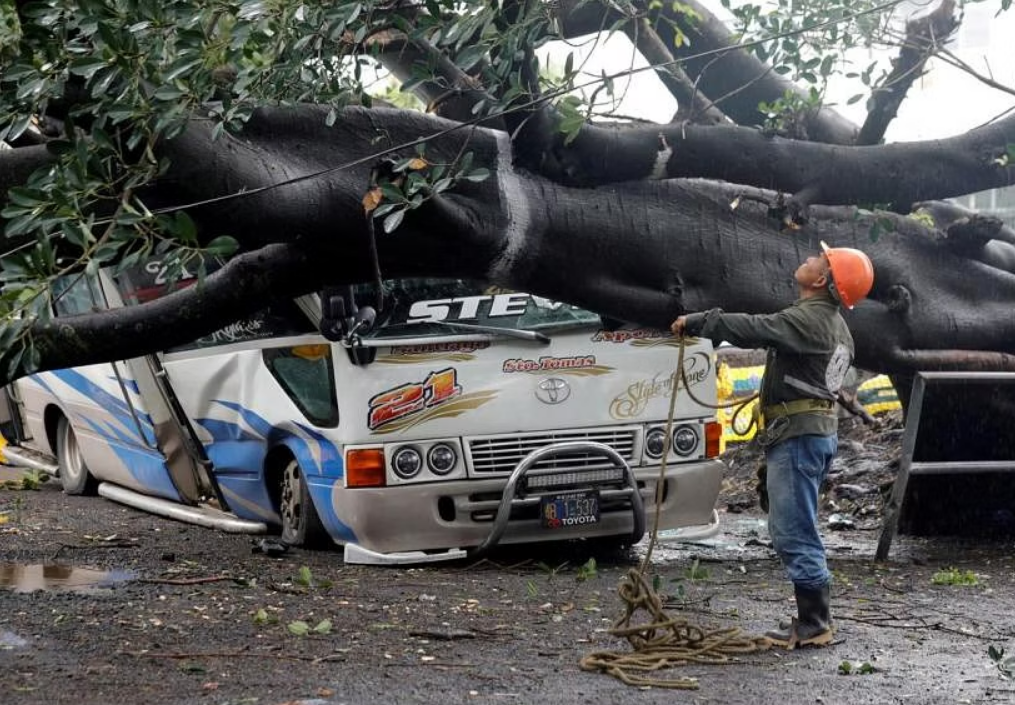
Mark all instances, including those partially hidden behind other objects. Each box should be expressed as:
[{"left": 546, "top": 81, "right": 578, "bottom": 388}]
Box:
[
  {"left": 625, "top": 16, "right": 729, "bottom": 125},
  {"left": 24, "top": 243, "right": 323, "bottom": 376},
  {"left": 532, "top": 110, "right": 1015, "bottom": 207},
  {"left": 857, "top": 0, "right": 959, "bottom": 145},
  {"left": 556, "top": 0, "right": 859, "bottom": 143},
  {"left": 640, "top": 0, "right": 859, "bottom": 143},
  {"left": 369, "top": 29, "right": 501, "bottom": 127}
]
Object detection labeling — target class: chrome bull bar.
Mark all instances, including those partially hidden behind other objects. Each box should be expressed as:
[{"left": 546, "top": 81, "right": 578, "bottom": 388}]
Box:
[{"left": 466, "top": 441, "right": 646, "bottom": 559}]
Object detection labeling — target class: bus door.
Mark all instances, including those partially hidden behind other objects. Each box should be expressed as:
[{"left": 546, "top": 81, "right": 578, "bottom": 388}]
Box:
[{"left": 97, "top": 264, "right": 220, "bottom": 505}]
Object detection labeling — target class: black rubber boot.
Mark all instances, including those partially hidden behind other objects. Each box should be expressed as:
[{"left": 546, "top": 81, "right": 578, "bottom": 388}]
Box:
[{"left": 766, "top": 584, "right": 834, "bottom": 649}]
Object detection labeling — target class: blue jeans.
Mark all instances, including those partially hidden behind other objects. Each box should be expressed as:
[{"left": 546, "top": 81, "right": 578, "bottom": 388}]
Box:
[{"left": 765, "top": 434, "right": 837, "bottom": 591}]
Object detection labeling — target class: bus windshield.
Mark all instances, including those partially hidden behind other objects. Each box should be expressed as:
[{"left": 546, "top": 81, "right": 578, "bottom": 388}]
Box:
[{"left": 357, "top": 279, "right": 601, "bottom": 339}]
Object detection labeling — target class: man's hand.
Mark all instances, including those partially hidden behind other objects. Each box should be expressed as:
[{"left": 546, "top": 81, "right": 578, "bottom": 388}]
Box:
[{"left": 670, "top": 316, "right": 687, "bottom": 337}]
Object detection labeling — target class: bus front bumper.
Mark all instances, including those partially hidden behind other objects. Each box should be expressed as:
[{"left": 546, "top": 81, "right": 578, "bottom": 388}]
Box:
[{"left": 331, "top": 451, "right": 723, "bottom": 565}]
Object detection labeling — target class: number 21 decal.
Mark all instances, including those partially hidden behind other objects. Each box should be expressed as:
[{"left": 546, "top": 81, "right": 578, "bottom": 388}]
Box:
[{"left": 368, "top": 368, "right": 462, "bottom": 430}]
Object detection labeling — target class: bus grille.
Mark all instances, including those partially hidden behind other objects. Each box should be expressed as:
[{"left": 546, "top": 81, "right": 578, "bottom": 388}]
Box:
[{"left": 466, "top": 428, "right": 638, "bottom": 474}]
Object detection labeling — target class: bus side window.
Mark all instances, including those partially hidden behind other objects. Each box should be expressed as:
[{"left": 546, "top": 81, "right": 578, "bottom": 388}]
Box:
[
  {"left": 52, "top": 275, "right": 102, "bottom": 317},
  {"left": 262, "top": 345, "right": 338, "bottom": 428}
]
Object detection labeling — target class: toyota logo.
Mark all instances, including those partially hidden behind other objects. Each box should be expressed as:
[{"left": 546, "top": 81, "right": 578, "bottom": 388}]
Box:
[{"left": 535, "top": 377, "right": 571, "bottom": 405}]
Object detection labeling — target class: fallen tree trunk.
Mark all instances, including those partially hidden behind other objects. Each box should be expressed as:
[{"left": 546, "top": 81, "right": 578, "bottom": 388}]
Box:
[{"left": 6, "top": 107, "right": 1015, "bottom": 387}]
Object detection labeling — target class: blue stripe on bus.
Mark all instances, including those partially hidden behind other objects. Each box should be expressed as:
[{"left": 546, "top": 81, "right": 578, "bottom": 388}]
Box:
[
  {"left": 306, "top": 476, "right": 356, "bottom": 543},
  {"left": 197, "top": 417, "right": 263, "bottom": 444},
  {"left": 71, "top": 416, "right": 177, "bottom": 499},
  {"left": 100, "top": 443, "right": 182, "bottom": 501},
  {"left": 31, "top": 370, "right": 173, "bottom": 496},
  {"left": 50, "top": 368, "right": 157, "bottom": 446},
  {"left": 281, "top": 427, "right": 352, "bottom": 541},
  {"left": 204, "top": 438, "right": 267, "bottom": 475},
  {"left": 118, "top": 377, "right": 140, "bottom": 395},
  {"left": 208, "top": 399, "right": 273, "bottom": 437},
  {"left": 194, "top": 403, "right": 353, "bottom": 541}
]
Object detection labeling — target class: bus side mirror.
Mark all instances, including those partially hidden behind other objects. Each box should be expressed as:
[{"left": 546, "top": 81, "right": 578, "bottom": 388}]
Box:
[{"left": 320, "top": 291, "right": 349, "bottom": 342}]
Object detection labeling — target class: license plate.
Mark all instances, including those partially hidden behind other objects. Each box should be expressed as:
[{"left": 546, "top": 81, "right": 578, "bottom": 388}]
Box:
[{"left": 540, "top": 490, "right": 600, "bottom": 529}]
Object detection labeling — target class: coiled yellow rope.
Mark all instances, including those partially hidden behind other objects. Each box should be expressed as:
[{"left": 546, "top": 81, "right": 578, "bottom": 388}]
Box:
[{"left": 579, "top": 336, "right": 770, "bottom": 689}]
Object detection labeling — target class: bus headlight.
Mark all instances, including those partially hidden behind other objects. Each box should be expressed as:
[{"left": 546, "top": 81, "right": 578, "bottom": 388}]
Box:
[
  {"left": 645, "top": 428, "right": 667, "bottom": 459},
  {"left": 392, "top": 446, "right": 423, "bottom": 479},
  {"left": 427, "top": 443, "right": 457, "bottom": 475},
  {"left": 672, "top": 424, "right": 699, "bottom": 456}
]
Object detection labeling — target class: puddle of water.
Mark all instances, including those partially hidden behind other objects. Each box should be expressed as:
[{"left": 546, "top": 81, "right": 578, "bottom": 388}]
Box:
[{"left": 0, "top": 564, "right": 135, "bottom": 593}]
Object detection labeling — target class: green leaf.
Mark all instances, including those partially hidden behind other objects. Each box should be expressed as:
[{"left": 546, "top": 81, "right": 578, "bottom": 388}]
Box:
[
  {"left": 164, "top": 58, "right": 202, "bottom": 82},
  {"left": 238, "top": 1, "right": 269, "bottom": 20},
  {"left": 154, "top": 85, "right": 186, "bottom": 101},
  {"left": 380, "top": 182, "right": 404, "bottom": 201},
  {"left": 313, "top": 619, "right": 332, "bottom": 634},
  {"left": 455, "top": 44, "right": 486, "bottom": 71},
  {"left": 205, "top": 235, "right": 238, "bottom": 256},
  {"left": 287, "top": 620, "right": 310, "bottom": 636},
  {"left": 373, "top": 203, "right": 398, "bottom": 218},
  {"left": 559, "top": 113, "right": 585, "bottom": 145},
  {"left": 60, "top": 221, "right": 94, "bottom": 248},
  {"left": 382, "top": 209, "right": 405, "bottom": 233},
  {"left": 15, "top": 78, "right": 47, "bottom": 101},
  {"left": 6, "top": 345, "right": 24, "bottom": 381},
  {"left": 3, "top": 115, "right": 34, "bottom": 143},
  {"left": 6, "top": 188, "right": 47, "bottom": 209},
  {"left": 89, "top": 66, "right": 120, "bottom": 97},
  {"left": 68, "top": 57, "right": 110, "bottom": 78},
  {"left": 173, "top": 211, "right": 198, "bottom": 243}
]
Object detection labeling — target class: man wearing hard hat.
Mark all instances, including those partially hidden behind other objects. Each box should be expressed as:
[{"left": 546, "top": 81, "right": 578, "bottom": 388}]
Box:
[{"left": 672, "top": 242, "right": 875, "bottom": 649}]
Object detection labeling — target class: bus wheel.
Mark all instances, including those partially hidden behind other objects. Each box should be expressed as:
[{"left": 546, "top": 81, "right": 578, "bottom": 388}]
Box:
[
  {"left": 279, "top": 458, "right": 328, "bottom": 548},
  {"left": 55, "top": 417, "right": 97, "bottom": 496}
]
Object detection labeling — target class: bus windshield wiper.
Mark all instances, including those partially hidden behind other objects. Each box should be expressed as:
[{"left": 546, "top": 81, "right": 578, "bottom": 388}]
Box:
[{"left": 428, "top": 320, "right": 551, "bottom": 343}]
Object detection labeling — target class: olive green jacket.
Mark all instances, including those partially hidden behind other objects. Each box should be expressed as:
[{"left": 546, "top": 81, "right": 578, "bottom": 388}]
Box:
[{"left": 684, "top": 294, "right": 854, "bottom": 440}]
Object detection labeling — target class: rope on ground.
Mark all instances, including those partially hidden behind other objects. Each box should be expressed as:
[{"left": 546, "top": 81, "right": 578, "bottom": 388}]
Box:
[
  {"left": 579, "top": 569, "right": 770, "bottom": 688},
  {"left": 579, "top": 336, "right": 770, "bottom": 689}
]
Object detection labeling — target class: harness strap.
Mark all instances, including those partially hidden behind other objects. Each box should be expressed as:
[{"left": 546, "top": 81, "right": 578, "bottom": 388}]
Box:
[{"left": 762, "top": 398, "right": 835, "bottom": 420}]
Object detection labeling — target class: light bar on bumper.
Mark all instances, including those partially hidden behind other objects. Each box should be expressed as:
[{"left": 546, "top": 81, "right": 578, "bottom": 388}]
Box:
[{"left": 524, "top": 467, "right": 626, "bottom": 489}]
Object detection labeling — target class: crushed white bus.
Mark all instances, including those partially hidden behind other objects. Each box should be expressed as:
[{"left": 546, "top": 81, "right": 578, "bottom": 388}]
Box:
[{"left": 2, "top": 261, "right": 725, "bottom": 564}]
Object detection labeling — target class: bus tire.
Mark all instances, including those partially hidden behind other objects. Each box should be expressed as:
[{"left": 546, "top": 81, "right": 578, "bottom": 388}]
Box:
[
  {"left": 279, "top": 457, "right": 329, "bottom": 548},
  {"left": 56, "top": 417, "right": 98, "bottom": 496}
]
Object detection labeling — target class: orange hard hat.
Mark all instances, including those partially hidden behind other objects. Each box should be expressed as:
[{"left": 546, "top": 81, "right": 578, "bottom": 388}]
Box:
[{"left": 820, "top": 241, "right": 874, "bottom": 309}]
